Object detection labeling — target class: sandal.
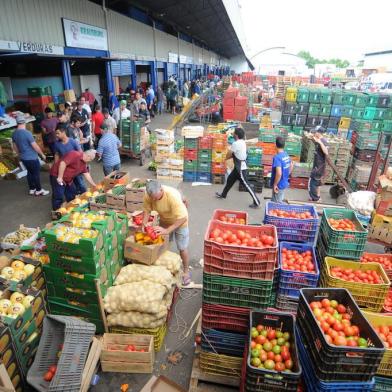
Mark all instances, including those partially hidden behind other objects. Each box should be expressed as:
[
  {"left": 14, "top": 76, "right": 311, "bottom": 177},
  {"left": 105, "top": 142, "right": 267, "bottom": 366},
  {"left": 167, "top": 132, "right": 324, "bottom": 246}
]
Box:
[{"left": 182, "top": 273, "right": 192, "bottom": 286}]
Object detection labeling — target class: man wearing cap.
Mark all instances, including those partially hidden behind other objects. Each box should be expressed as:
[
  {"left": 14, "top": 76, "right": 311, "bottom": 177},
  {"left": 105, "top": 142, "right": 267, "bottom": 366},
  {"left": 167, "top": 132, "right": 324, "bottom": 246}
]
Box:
[
  {"left": 113, "top": 100, "right": 131, "bottom": 125},
  {"left": 97, "top": 125, "right": 122, "bottom": 176},
  {"left": 309, "top": 126, "right": 329, "bottom": 202},
  {"left": 41, "top": 107, "right": 59, "bottom": 155},
  {"left": 49, "top": 149, "right": 97, "bottom": 210},
  {"left": 12, "top": 114, "right": 49, "bottom": 196}
]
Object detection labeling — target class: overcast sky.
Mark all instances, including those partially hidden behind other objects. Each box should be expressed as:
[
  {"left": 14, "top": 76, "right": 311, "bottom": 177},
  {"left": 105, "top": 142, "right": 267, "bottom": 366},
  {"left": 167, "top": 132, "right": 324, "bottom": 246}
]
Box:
[{"left": 238, "top": 0, "right": 390, "bottom": 65}]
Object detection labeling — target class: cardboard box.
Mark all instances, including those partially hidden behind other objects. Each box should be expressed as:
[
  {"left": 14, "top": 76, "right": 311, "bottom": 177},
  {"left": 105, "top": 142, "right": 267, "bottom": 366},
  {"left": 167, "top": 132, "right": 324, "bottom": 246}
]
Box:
[
  {"left": 103, "top": 171, "right": 129, "bottom": 190},
  {"left": 124, "top": 235, "right": 169, "bottom": 265},
  {"left": 101, "top": 334, "right": 154, "bottom": 373},
  {"left": 64, "top": 89, "right": 76, "bottom": 103},
  {"left": 126, "top": 179, "right": 147, "bottom": 203},
  {"left": 151, "top": 376, "right": 186, "bottom": 392},
  {"left": 126, "top": 201, "right": 144, "bottom": 213}
]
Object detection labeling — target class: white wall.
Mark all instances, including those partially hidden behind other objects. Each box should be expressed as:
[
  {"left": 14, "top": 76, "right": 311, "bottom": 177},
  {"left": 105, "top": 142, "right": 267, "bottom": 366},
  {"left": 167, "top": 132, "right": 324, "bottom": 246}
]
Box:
[
  {"left": 155, "top": 30, "right": 178, "bottom": 61},
  {"left": 230, "top": 55, "right": 250, "bottom": 73},
  {"left": 364, "top": 53, "right": 392, "bottom": 71}
]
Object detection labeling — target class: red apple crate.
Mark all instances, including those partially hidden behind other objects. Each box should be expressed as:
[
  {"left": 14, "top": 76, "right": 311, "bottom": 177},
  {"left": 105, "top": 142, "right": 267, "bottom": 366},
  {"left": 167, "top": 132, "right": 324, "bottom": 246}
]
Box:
[
  {"left": 211, "top": 209, "right": 248, "bottom": 224},
  {"left": 201, "top": 303, "right": 250, "bottom": 333}
]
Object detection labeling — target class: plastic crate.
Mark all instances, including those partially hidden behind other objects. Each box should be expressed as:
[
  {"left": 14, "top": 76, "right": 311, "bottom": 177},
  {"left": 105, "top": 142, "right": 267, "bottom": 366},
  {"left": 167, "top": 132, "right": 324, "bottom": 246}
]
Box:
[
  {"left": 297, "top": 88, "right": 309, "bottom": 103},
  {"left": 183, "top": 171, "right": 197, "bottom": 182},
  {"left": 203, "top": 272, "right": 273, "bottom": 309},
  {"left": 201, "top": 327, "right": 246, "bottom": 357},
  {"left": 278, "top": 242, "right": 319, "bottom": 298},
  {"left": 239, "top": 180, "right": 263, "bottom": 194},
  {"left": 275, "top": 292, "right": 299, "bottom": 314},
  {"left": 199, "top": 350, "right": 243, "bottom": 378},
  {"left": 321, "top": 257, "right": 390, "bottom": 312},
  {"left": 197, "top": 161, "right": 211, "bottom": 172},
  {"left": 198, "top": 149, "right": 212, "bottom": 161},
  {"left": 201, "top": 303, "right": 250, "bottom": 333},
  {"left": 204, "top": 220, "right": 277, "bottom": 264},
  {"left": 109, "top": 323, "right": 167, "bottom": 352},
  {"left": 362, "top": 311, "right": 392, "bottom": 377},
  {"left": 212, "top": 174, "right": 225, "bottom": 184},
  {"left": 211, "top": 209, "right": 248, "bottom": 224},
  {"left": 297, "top": 288, "right": 385, "bottom": 382},
  {"left": 27, "top": 315, "right": 95, "bottom": 392},
  {"left": 320, "top": 208, "right": 367, "bottom": 260},
  {"left": 296, "top": 328, "right": 375, "bottom": 392},
  {"left": 374, "top": 376, "right": 392, "bottom": 392},
  {"left": 198, "top": 136, "right": 212, "bottom": 149},
  {"left": 184, "top": 138, "right": 198, "bottom": 149},
  {"left": 211, "top": 162, "right": 226, "bottom": 174},
  {"left": 184, "top": 159, "right": 198, "bottom": 171},
  {"left": 355, "top": 134, "right": 380, "bottom": 150},
  {"left": 246, "top": 168, "right": 264, "bottom": 181},
  {"left": 212, "top": 150, "right": 226, "bottom": 163},
  {"left": 246, "top": 310, "right": 302, "bottom": 392},
  {"left": 361, "top": 253, "right": 392, "bottom": 281},
  {"left": 196, "top": 172, "right": 211, "bottom": 183},
  {"left": 184, "top": 148, "right": 198, "bottom": 160},
  {"left": 264, "top": 202, "right": 318, "bottom": 243}
]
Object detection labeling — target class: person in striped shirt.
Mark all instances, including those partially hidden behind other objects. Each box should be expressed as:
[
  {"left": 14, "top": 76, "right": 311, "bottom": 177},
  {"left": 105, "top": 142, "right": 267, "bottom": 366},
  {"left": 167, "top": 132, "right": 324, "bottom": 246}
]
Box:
[{"left": 96, "top": 125, "right": 122, "bottom": 175}]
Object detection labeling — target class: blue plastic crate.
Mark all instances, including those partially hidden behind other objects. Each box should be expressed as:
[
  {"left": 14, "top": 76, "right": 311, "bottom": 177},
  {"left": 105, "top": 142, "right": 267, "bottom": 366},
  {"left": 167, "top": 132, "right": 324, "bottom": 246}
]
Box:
[
  {"left": 201, "top": 328, "right": 246, "bottom": 357},
  {"left": 331, "top": 105, "right": 343, "bottom": 117},
  {"left": 263, "top": 202, "right": 319, "bottom": 243},
  {"left": 374, "top": 376, "right": 392, "bottom": 392},
  {"left": 278, "top": 242, "right": 319, "bottom": 298},
  {"left": 296, "top": 328, "right": 375, "bottom": 392},
  {"left": 183, "top": 171, "right": 197, "bottom": 182},
  {"left": 196, "top": 172, "right": 212, "bottom": 183}
]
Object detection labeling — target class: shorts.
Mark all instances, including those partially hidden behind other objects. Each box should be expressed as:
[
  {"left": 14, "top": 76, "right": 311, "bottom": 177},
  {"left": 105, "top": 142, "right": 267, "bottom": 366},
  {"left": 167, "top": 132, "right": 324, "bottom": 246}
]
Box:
[
  {"left": 169, "top": 227, "right": 189, "bottom": 251},
  {"left": 271, "top": 188, "right": 285, "bottom": 203}
]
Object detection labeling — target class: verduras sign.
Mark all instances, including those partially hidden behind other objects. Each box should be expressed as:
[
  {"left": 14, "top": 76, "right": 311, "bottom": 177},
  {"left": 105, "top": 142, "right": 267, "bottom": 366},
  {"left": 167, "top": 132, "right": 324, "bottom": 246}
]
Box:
[
  {"left": 17, "top": 41, "right": 64, "bottom": 55},
  {"left": 62, "top": 18, "right": 108, "bottom": 51}
]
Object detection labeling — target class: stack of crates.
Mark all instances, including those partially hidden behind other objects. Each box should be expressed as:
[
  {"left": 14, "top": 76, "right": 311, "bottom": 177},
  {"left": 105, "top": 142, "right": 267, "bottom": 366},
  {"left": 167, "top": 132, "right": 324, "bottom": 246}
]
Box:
[
  {"left": 201, "top": 210, "right": 278, "bottom": 379},
  {"left": 223, "top": 88, "right": 248, "bottom": 122},
  {"left": 316, "top": 208, "right": 368, "bottom": 266},
  {"left": 183, "top": 137, "right": 199, "bottom": 182},
  {"left": 197, "top": 137, "right": 212, "bottom": 183},
  {"left": 43, "top": 211, "right": 127, "bottom": 334},
  {"left": 156, "top": 130, "right": 179, "bottom": 180},
  {"left": 119, "top": 119, "right": 144, "bottom": 153},
  {"left": 258, "top": 127, "right": 278, "bottom": 178},
  {"left": 27, "top": 86, "right": 53, "bottom": 114},
  {"left": 239, "top": 147, "right": 263, "bottom": 193},
  {"left": 0, "top": 285, "right": 46, "bottom": 390},
  {"left": 211, "top": 133, "right": 227, "bottom": 185},
  {"left": 264, "top": 202, "right": 319, "bottom": 312}
]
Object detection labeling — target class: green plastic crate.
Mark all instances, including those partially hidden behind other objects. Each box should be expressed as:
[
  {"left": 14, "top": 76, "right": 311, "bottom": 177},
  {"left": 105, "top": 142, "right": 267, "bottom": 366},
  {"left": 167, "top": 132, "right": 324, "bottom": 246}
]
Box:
[
  {"left": 184, "top": 138, "right": 198, "bottom": 149},
  {"left": 320, "top": 89, "right": 332, "bottom": 104},
  {"left": 363, "top": 107, "right": 377, "bottom": 120},
  {"left": 354, "top": 94, "right": 369, "bottom": 108},
  {"left": 184, "top": 159, "right": 198, "bottom": 171},
  {"left": 308, "top": 89, "right": 321, "bottom": 103},
  {"left": 320, "top": 104, "right": 332, "bottom": 116},
  {"left": 308, "top": 103, "right": 321, "bottom": 116},
  {"left": 352, "top": 108, "right": 365, "bottom": 119},
  {"left": 47, "top": 282, "right": 106, "bottom": 304},
  {"left": 382, "top": 120, "right": 392, "bottom": 132},
  {"left": 320, "top": 208, "right": 367, "bottom": 260},
  {"left": 27, "top": 86, "right": 52, "bottom": 97},
  {"left": 341, "top": 105, "right": 354, "bottom": 117},
  {"left": 259, "top": 132, "right": 278, "bottom": 143},
  {"left": 132, "top": 120, "right": 143, "bottom": 133},
  {"left": 202, "top": 273, "right": 272, "bottom": 308},
  {"left": 374, "top": 108, "right": 388, "bottom": 120},
  {"left": 355, "top": 133, "right": 380, "bottom": 150},
  {"left": 296, "top": 88, "right": 309, "bottom": 103},
  {"left": 332, "top": 91, "right": 344, "bottom": 105},
  {"left": 198, "top": 161, "right": 211, "bottom": 172},
  {"left": 383, "top": 109, "right": 392, "bottom": 121},
  {"left": 291, "top": 126, "right": 304, "bottom": 136},
  {"left": 367, "top": 93, "right": 379, "bottom": 107},
  {"left": 198, "top": 149, "right": 212, "bottom": 161},
  {"left": 342, "top": 93, "right": 356, "bottom": 105}
]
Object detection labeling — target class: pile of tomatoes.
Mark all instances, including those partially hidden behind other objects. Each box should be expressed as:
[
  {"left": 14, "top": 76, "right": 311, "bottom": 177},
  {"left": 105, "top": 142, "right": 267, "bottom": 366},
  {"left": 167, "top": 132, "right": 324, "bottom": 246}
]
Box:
[
  {"left": 384, "top": 289, "right": 392, "bottom": 312},
  {"left": 281, "top": 248, "right": 316, "bottom": 273},
  {"left": 361, "top": 253, "right": 392, "bottom": 273},
  {"left": 209, "top": 227, "right": 274, "bottom": 248},
  {"left": 218, "top": 215, "right": 246, "bottom": 225},
  {"left": 330, "top": 266, "right": 382, "bottom": 284},
  {"left": 269, "top": 209, "right": 313, "bottom": 219},
  {"left": 310, "top": 299, "right": 369, "bottom": 347},
  {"left": 373, "top": 324, "right": 392, "bottom": 348},
  {"left": 249, "top": 325, "right": 293, "bottom": 372},
  {"left": 328, "top": 218, "right": 357, "bottom": 232}
]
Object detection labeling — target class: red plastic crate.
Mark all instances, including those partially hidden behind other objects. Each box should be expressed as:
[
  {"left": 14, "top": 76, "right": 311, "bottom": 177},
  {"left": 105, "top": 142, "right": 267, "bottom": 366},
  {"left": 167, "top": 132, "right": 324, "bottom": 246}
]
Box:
[
  {"left": 28, "top": 96, "right": 52, "bottom": 106},
  {"left": 198, "top": 136, "right": 212, "bottom": 149},
  {"left": 235, "top": 96, "right": 248, "bottom": 107},
  {"left": 211, "top": 162, "right": 226, "bottom": 174},
  {"left": 201, "top": 303, "right": 250, "bottom": 333},
  {"left": 223, "top": 97, "right": 235, "bottom": 107},
  {"left": 184, "top": 148, "right": 198, "bottom": 160},
  {"left": 211, "top": 209, "right": 248, "bottom": 224},
  {"left": 290, "top": 177, "right": 308, "bottom": 189},
  {"left": 232, "top": 113, "right": 247, "bottom": 122},
  {"left": 224, "top": 88, "right": 239, "bottom": 99}
]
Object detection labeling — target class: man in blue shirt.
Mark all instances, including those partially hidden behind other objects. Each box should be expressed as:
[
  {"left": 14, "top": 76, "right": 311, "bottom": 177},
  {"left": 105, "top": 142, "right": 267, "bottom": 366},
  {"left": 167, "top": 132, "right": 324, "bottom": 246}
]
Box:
[
  {"left": 270, "top": 136, "right": 293, "bottom": 203},
  {"left": 12, "top": 114, "right": 49, "bottom": 196},
  {"left": 96, "top": 125, "right": 122, "bottom": 176},
  {"left": 109, "top": 91, "right": 119, "bottom": 114}
]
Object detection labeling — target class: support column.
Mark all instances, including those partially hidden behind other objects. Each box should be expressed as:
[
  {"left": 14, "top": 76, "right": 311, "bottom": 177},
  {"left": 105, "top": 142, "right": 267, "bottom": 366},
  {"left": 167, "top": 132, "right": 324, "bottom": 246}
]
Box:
[
  {"left": 150, "top": 61, "right": 157, "bottom": 90},
  {"left": 131, "top": 60, "right": 137, "bottom": 90},
  {"left": 105, "top": 61, "right": 114, "bottom": 93},
  {"left": 61, "top": 60, "right": 72, "bottom": 90}
]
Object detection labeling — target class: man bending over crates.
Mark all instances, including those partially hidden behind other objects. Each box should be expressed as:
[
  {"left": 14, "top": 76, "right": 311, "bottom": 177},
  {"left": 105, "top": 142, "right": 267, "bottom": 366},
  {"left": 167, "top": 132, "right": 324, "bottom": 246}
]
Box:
[
  {"left": 216, "top": 127, "right": 261, "bottom": 208},
  {"left": 142, "top": 180, "right": 191, "bottom": 286}
]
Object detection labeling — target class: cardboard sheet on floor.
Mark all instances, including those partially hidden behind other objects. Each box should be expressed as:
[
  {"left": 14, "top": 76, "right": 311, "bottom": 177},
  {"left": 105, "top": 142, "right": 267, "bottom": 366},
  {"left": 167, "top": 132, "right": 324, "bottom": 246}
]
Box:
[{"left": 140, "top": 375, "right": 186, "bottom": 392}]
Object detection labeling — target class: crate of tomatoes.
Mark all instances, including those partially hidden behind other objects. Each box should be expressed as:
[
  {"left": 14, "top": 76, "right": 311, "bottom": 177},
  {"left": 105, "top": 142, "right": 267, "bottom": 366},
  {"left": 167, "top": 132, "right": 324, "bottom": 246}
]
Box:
[
  {"left": 278, "top": 242, "right": 320, "bottom": 299},
  {"left": 264, "top": 202, "right": 318, "bottom": 243},
  {"left": 320, "top": 208, "right": 367, "bottom": 259},
  {"left": 384, "top": 287, "right": 392, "bottom": 313},
  {"left": 321, "top": 257, "right": 390, "bottom": 312},
  {"left": 362, "top": 311, "right": 392, "bottom": 377},
  {"left": 211, "top": 209, "right": 248, "bottom": 225},
  {"left": 297, "top": 288, "right": 385, "bottom": 382},
  {"left": 361, "top": 253, "right": 392, "bottom": 281},
  {"left": 204, "top": 221, "right": 277, "bottom": 280},
  {"left": 246, "top": 310, "right": 302, "bottom": 392}
]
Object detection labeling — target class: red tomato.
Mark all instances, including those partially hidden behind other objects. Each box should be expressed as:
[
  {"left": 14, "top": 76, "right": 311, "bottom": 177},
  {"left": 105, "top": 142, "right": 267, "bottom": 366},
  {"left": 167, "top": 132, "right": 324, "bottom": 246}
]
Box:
[
  {"left": 48, "top": 365, "right": 57, "bottom": 374},
  {"left": 285, "top": 359, "right": 293, "bottom": 370},
  {"left": 275, "top": 362, "right": 285, "bottom": 371},
  {"left": 267, "top": 330, "right": 276, "bottom": 340},
  {"left": 334, "top": 336, "right": 347, "bottom": 346},
  {"left": 44, "top": 371, "right": 54, "bottom": 382}
]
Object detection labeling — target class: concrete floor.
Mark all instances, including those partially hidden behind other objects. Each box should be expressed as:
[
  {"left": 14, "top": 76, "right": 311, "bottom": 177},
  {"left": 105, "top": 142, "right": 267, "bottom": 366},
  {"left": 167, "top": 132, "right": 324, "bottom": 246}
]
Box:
[{"left": 0, "top": 113, "right": 383, "bottom": 391}]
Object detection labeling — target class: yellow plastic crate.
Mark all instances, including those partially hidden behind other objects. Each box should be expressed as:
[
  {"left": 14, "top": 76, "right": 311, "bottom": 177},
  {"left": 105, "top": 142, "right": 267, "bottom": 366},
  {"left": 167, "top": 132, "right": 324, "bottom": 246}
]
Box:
[
  {"left": 362, "top": 311, "right": 392, "bottom": 377},
  {"left": 321, "top": 257, "right": 390, "bottom": 312},
  {"left": 109, "top": 323, "right": 167, "bottom": 352},
  {"left": 212, "top": 150, "right": 227, "bottom": 163},
  {"left": 199, "top": 350, "right": 242, "bottom": 378}
]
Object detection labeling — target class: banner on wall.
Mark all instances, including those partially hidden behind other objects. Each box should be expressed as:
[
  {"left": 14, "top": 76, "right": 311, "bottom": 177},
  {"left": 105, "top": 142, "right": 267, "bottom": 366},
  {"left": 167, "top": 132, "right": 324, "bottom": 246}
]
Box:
[
  {"left": 62, "top": 18, "right": 108, "bottom": 51},
  {"left": 168, "top": 52, "right": 178, "bottom": 63}
]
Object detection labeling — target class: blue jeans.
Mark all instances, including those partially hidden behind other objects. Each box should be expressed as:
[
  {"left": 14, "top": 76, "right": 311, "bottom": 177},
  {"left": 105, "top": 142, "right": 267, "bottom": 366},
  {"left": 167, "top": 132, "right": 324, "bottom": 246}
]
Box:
[
  {"left": 50, "top": 176, "right": 77, "bottom": 210},
  {"left": 271, "top": 188, "right": 285, "bottom": 203},
  {"left": 73, "top": 174, "right": 86, "bottom": 194},
  {"left": 21, "top": 159, "right": 41, "bottom": 191},
  {"left": 309, "top": 177, "right": 321, "bottom": 201},
  {"left": 157, "top": 101, "right": 164, "bottom": 114},
  {"left": 103, "top": 163, "right": 121, "bottom": 176}
]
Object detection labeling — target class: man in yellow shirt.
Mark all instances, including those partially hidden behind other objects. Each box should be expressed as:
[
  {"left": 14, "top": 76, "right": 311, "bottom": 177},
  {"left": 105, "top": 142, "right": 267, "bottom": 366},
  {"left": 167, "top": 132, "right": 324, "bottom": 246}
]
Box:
[{"left": 143, "top": 180, "right": 190, "bottom": 285}]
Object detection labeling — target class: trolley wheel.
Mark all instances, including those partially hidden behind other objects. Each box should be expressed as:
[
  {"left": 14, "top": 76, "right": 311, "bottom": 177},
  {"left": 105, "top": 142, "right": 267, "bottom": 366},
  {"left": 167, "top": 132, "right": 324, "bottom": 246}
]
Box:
[{"left": 140, "top": 151, "right": 146, "bottom": 166}]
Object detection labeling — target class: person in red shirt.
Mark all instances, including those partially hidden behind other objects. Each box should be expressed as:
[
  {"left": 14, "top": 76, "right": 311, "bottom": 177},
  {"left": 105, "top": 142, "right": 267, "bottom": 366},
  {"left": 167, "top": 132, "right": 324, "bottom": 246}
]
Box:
[
  {"left": 81, "top": 88, "right": 95, "bottom": 107},
  {"left": 49, "top": 149, "right": 97, "bottom": 210},
  {"left": 91, "top": 105, "right": 105, "bottom": 146}
]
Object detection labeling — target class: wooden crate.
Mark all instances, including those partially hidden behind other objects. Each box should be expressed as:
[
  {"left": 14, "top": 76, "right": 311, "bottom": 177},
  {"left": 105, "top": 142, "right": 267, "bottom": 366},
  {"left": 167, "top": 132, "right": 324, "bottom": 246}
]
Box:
[{"left": 101, "top": 334, "right": 154, "bottom": 373}]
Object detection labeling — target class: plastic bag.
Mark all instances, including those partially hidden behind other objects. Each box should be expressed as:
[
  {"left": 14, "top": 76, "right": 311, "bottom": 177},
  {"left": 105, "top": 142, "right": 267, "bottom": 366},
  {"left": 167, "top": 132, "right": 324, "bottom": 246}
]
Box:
[
  {"left": 347, "top": 191, "right": 376, "bottom": 217},
  {"left": 114, "top": 264, "right": 173, "bottom": 288},
  {"left": 153, "top": 251, "right": 182, "bottom": 275}
]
